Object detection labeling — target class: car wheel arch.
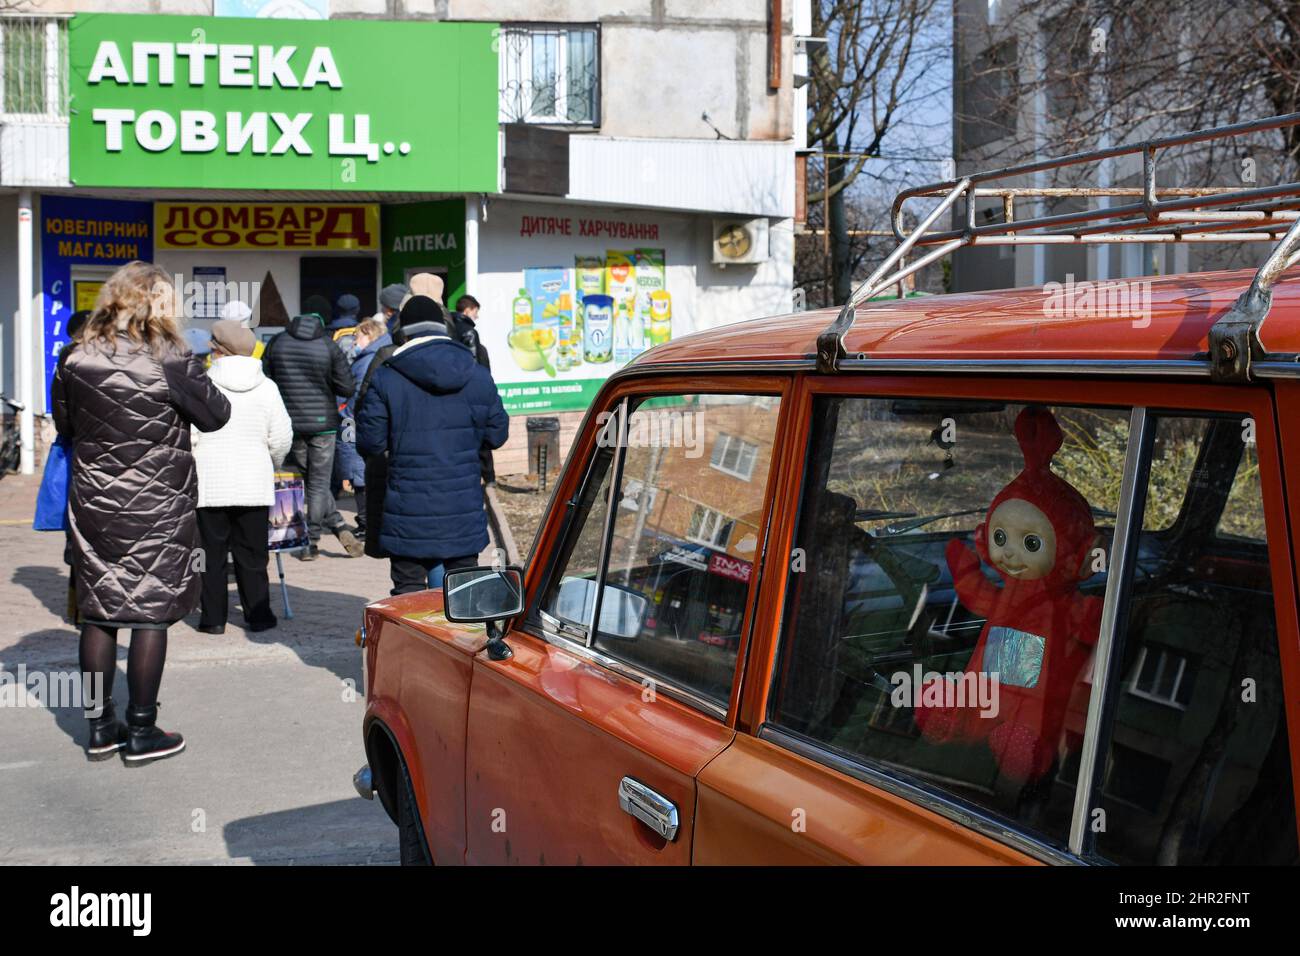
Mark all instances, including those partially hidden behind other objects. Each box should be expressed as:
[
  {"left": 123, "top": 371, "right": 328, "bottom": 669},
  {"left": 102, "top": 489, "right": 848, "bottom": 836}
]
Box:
[{"left": 364, "top": 718, "right": 404, "bottom": 825}]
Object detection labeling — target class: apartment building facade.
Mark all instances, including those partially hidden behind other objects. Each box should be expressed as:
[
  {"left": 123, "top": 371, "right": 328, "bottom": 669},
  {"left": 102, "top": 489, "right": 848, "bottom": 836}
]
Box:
[{"left": 949, "top": 0, "right": 1273, "bottom": 295}]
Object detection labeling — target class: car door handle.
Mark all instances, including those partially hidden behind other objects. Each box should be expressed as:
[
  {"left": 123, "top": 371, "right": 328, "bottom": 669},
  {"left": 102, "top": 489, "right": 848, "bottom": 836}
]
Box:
[{"left": 618, "top": 776, "right": 680, "bottom": 842}]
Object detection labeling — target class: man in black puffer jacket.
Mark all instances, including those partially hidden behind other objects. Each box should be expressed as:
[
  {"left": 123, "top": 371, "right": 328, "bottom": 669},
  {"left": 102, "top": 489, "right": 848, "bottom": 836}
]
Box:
[{"left": 262, "top": 311, "right": 361, "bottom": 560}]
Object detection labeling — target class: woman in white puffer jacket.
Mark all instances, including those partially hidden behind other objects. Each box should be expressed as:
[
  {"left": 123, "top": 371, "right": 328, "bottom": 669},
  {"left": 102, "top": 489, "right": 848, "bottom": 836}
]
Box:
[{"left": 192, "top": 319, "right": 293, "bottom": 634}]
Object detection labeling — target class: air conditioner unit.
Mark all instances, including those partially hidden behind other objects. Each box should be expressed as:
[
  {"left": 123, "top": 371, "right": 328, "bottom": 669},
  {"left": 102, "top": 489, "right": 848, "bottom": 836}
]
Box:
[{"left": 711, "top": 218, "right": 770, "bottom": 265}]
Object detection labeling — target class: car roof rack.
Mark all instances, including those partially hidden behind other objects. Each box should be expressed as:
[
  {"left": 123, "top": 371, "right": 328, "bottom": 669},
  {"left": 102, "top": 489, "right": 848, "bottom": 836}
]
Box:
[{"left": 816, "top": 112, "right": 1300, "bottom": 382}]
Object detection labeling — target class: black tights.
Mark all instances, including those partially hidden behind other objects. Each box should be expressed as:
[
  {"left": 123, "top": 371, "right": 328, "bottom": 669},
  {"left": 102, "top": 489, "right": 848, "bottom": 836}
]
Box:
[{"left": 79, "top": 624, "right": 168, "bottom": 713}]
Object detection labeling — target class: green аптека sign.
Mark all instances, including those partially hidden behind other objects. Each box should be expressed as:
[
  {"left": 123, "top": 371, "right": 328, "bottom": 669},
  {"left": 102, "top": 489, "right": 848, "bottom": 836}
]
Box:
[{"left": 69, "top": 14, "right": 499, "bottom": 192}]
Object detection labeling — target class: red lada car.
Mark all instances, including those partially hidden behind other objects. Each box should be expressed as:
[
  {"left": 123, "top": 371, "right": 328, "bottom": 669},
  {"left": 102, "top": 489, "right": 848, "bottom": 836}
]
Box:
[{"left": 354, "top": 117, "right": 1300, "bottom": 866}]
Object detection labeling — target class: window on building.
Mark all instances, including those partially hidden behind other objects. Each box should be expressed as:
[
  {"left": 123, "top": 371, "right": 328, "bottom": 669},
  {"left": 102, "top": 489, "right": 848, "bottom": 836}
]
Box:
[
  {"left": 686, "top": 505, "right": 735, "bottom": 549},
  {"left": 0, "top": 17, "right": 67, "bottom": 117},
  {"left": 499, "top": 24, "right": 599, "bottom": 125},
  {"left": 1127, "top": 645, "right": 1196, "bottom": 709},
  {"left": 710, "top": 434, "right": 759, "bottom": 481},
  {"left": 958, "top": 38, "right": 1017, "bottom": 151},
  {"left": 1043, "top": 13, "right": 1092, "bottom": 117}
]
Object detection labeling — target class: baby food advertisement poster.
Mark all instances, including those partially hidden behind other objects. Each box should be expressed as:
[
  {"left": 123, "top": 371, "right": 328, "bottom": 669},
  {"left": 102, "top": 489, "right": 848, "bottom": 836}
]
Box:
[{"left": 492, "top": 249, "right": 674, "bottom": 414}]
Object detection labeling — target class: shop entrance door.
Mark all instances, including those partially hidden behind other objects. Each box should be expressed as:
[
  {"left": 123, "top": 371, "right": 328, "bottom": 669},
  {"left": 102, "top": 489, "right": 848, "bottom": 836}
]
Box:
[{"left": 299, "top": 256, "right": 378, "bottom": 320}]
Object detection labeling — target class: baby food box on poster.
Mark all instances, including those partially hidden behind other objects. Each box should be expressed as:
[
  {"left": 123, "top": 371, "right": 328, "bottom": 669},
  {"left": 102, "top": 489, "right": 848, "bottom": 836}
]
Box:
[
  {"left": 573, "top": 255, "right": 603, "bottom": 346},
  {"left": 506, "top": 266, "right": 568, "bottom": 377},
  {"left": 524, "top": 266, "right": 570, "bottom": 333},
  {"left": 634, "top": 249, "right": 665, "bottom": 294},
  {"left": 634, "top": 249, "right": 666, "bottom": 353},
  {"left": 605, "top": 251, "right": 638, "bottom": 365},
  {"left": 605, "top": 251, "right": 637, "bottom": 314},
  {"left": 575, "top": 256, "right": 605, "bottom": 305}
]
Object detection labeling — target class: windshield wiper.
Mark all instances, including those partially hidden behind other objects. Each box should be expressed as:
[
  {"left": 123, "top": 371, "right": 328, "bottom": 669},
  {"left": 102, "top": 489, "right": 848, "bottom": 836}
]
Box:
[
  {"left": 884, "top": 504, "right": 1117, "bottom": 536},
  {"left": 883, "top": 509, "right": 985, "bottom": 535},
  {"left": 854, "top": 509, "right": 917, "bottom": 523}
]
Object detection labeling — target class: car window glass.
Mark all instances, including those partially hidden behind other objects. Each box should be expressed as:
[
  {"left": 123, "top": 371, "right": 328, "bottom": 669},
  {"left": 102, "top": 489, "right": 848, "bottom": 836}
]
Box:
[
  {"left": 1095, "top": 414, "right": 1297, "bottom": 864},
  {"left": 535, "top": 393, "right": 781, "bottom": 709},
  {"left": 769, "top": 398, "right": 1130, "bottom": 850},
  {"left": 597, "top": 394, "right": 782, "bottom": 706},
  {"left": 538, "top": 444, "right": 613, "bottom": 634},
  {"left": 1138, "top": 416, "right": 1202, "bottom": 532}
]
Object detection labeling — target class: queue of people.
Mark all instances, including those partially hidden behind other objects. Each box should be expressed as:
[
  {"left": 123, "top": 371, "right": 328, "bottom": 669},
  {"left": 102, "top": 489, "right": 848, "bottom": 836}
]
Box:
[{"left": 48, "top": 260, "right": 509, "bottom": 768}]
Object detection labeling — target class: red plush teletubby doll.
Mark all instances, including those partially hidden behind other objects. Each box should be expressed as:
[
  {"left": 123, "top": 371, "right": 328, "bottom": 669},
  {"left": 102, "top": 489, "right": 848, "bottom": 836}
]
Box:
[{"left": 914, "top": 405, "right": 1103, "bottom": 784}]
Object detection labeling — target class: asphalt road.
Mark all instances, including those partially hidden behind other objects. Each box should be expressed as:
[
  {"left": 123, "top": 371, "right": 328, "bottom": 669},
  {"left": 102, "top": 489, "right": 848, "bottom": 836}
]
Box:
[{"left": 0, "top": 474, "right": 398, "bottom": 865}]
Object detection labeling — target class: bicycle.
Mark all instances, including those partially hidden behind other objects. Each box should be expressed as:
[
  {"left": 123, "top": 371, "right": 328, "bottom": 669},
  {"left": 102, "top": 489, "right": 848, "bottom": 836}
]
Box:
[{"left": 0, "top": 394, "right": 24, "bottom": 477}]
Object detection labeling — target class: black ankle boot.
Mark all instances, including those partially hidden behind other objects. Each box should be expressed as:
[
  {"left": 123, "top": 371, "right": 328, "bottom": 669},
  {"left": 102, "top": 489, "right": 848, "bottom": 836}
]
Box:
[
  {"left": 86, "top": 698, "right": 128, "bottom": 762},
  {"left": 123, "top": 703, "right": 186, "bottom": 766}
]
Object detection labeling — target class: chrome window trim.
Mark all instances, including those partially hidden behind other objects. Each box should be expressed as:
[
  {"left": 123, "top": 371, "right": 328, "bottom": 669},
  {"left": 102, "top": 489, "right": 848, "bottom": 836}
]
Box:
[
  {"left": 1252, "top": 361, "right": 1300, "bottom": 378},
  {"left": 531, "top": 610, "right": 729, "bottom": 721},
  {"left": 758, "top": 725, "right": 1083, "bottom": 866},
  {"left": 1068, "top": 406, "right": 1152, "bottom": 855},
  {"left": 584, "top": 398, "right": 628, "bottom": 648},
  {"left": 834, "top": 358, "right": 1211, "bottom": 376}
]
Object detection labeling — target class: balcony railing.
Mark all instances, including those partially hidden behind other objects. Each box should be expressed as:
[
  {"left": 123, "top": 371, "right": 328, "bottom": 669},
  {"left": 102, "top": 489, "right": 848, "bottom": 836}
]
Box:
[
  {"left": 498, "top": 24, "right": 599, "bottom": 127},
  {"left": 0, "top": 15, "right": 69, "bottom": 120}
]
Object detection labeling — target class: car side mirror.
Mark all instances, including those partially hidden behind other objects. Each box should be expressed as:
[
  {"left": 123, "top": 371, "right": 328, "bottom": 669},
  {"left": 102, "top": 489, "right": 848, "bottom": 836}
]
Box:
[{"left": 443, "top": 566, "right": 525, "bottom": 661}]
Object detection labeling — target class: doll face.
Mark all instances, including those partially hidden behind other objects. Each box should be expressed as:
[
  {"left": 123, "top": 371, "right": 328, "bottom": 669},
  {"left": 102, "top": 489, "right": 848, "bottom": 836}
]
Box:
[{"left": 986, "top": 497, "right": 1057, "bottom": 580}]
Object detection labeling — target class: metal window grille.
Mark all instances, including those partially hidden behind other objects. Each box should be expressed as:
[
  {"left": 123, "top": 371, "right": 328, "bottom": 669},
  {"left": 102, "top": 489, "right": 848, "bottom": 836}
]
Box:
[
  {"left": 499, "top": 24, "right": 599, "bottom": 126},
  {"left": 0, "top": 16, "right": 69, "bottom": 118}
]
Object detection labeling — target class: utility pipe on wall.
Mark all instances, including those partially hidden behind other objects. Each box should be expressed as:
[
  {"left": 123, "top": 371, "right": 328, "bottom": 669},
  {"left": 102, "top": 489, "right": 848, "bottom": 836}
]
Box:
[{"left": 17, "top": 189, "right": 35, "bottom": 475}]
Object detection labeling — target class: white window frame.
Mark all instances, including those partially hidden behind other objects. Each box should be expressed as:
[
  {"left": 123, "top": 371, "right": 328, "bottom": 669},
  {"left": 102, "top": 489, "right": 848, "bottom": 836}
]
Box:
[
  {"left": 1126, "top": 645, "right": 1191, "bottom": 710},
  {"left": 710, "top": 433, "right": 759, "bottom": 481},
  {"left": 686, "top": 504, "right": 735, "bottom": 549}
]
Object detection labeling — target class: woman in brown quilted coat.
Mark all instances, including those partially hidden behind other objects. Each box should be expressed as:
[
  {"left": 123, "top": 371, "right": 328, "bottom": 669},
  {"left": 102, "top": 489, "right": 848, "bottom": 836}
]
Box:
[{"left": 52, "top": 262, "right": 231, "bottom": 766}]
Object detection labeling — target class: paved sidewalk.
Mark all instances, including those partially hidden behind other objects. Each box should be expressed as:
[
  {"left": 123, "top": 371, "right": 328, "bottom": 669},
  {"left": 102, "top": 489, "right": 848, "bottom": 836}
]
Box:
[{"left": 0, "top": 473, "right": 402, "bottom": 864}]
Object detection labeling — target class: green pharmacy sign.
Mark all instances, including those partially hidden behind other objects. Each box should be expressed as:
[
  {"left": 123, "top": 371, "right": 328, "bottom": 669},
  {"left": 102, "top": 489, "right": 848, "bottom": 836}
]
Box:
[{"left": 69, "top": 14, "right": 500, "bottom": 192}]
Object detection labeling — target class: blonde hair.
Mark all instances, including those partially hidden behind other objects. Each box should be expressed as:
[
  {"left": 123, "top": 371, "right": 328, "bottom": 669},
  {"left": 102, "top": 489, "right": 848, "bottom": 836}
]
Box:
[
  {"left": 80, "top": 261, "right": 183, "bottom": 355},
  {"left": 356, "top": 317, "right": 386, "bottom": 340}
]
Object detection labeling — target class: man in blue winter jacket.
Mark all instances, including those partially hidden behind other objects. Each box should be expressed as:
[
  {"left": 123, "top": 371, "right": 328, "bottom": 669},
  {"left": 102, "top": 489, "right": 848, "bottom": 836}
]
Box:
[{"left": 355, "top": 295, "right": 510, "bottom": 595}]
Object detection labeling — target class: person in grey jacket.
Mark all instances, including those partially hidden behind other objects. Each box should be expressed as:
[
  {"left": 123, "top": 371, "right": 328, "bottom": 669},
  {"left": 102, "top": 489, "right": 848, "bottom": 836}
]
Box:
[{"left": 52, "top": 261, "right": 231, "bottom": 766}]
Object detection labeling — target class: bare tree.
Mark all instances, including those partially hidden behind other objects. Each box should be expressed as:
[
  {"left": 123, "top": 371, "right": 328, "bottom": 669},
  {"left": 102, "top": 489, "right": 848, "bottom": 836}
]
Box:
[{"left": 803, "top": 0, "right": 947, "bottom": 306}]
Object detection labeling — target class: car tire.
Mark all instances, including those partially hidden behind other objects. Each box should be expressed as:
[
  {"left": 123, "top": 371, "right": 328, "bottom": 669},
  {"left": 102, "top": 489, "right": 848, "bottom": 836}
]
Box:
[{"left": 395, "top": 753, "right": 433, "bottom": 866}]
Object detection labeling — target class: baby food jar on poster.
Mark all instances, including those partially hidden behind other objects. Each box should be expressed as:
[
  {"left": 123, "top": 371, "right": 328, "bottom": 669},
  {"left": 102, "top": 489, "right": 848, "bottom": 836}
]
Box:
[
  {"left": 583, "top": 294, "right": 614, "bottom": 364},
  {"left": 512, "top": 289, "right": 533, "bottom": 328},
  {"left": 559, "top": 293, "right": 580, "bottom": 366},
  {"left": 556, "top": 322, "right": 576, "bottom": 372},
  {"left": 649, "top": 291, "right": 672, "bottom": 346}
]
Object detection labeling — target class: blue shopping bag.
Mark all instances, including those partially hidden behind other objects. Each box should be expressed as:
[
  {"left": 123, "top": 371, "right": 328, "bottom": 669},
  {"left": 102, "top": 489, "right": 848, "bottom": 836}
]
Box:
[{"left": 33, "top": 436, "right": 71, "bottom": 531}]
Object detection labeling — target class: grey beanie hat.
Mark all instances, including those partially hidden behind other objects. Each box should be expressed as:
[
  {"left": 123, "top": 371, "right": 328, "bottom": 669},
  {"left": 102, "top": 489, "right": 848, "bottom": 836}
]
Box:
[{"left": 380, "top": 283, "right": 409, "bottom": 311}]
